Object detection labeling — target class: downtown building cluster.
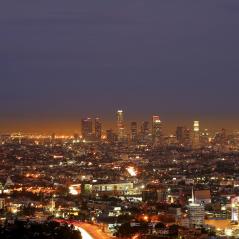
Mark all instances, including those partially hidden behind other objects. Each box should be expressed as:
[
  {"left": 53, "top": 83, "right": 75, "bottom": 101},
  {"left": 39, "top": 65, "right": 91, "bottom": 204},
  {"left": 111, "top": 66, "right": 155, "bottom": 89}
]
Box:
[
  {"left": 80, "top": 110, "right": 230, "bottom": 152},
  {"left": 1, "top": 114, "right": 239, "bottom": 238}
]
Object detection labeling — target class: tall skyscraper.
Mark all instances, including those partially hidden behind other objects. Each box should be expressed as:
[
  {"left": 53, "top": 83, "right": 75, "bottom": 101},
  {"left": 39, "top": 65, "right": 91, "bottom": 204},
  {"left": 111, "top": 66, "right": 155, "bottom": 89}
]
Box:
[
  {"left": 200, "top": 129, "right": 209, "bottom": 147},
  {"left": 140, "top": 121, "right": 151, "bottom": 143},
  {"left": 184, "top": 128, "right": 192, "bottom": 147},
  {"left": 117, "top": 110, "right": 124, "bottom": 141},
  {"left": 176, "top": 126, "right": 192, "bottom": 147},
  {"left": 95, "top": 117, "right": 102, "bottom": 141},
  {"left": 152, "top": 115, "right": 163, "bottom": 144},
  {"left": 176, "top": 126, "right": 185, "bottom": 144},
  {"left": 192, "top": 121, "right": 200, "bottom": 149},
  {"left": 81, "top": 118, "right": 93, "bottom": 141},
  {"left": 106, "top": 129, "right": 117, "bottom": 143},
  {"left": 130, "top": 122, "right": 137, "bottom": 142}
]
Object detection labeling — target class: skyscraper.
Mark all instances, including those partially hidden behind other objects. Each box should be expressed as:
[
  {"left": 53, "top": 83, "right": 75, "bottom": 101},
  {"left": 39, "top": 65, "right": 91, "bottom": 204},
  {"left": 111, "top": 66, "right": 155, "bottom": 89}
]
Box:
[
  {"left": 192, "top": 121, "right": 200, "bottom": 149},
  {"left": 95, "top": 117, "right": 102, "bottom": 141},
  {"left": 140, "top": 121, "right": 151, "bottom": 143},
  {"left": 176, "top": 126, "right": 192, "bottom": 147},
  {"left": 117, "top": 110, "right": 124, "bottom": 141},
  {"left": 81, "top": 117, "right": 93, "bottom": 141},
  {"left": 200, "top": 129, "right": 209, "bottom": 147},
  {"left": 176, "top": 126, "right": 185, "bottom": 144},
  {"left": 106, "top": 129, "right": 117, "bottom": 143},
  {"left": 152, "top": 115, "right": 163, "bottom": 144},
  {"left": 130, "top": 122, "right": 137, "bottom": 142}
]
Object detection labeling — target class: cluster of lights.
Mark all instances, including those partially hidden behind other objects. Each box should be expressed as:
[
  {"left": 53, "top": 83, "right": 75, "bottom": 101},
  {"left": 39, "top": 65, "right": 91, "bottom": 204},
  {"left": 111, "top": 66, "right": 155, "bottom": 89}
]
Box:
[{"left": 126, "top": 166, "right": 138, "bottom": 177}]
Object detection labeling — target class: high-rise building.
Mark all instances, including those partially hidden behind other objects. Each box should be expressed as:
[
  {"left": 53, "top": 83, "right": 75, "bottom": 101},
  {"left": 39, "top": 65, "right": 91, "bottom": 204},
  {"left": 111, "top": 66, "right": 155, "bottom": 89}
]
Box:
[
  {"left": 140, "top": 121, "right": 151, "bottom": 143},
  {"left": 152, "top": 115, "right": 163, "bottom": 144},
  {"left": 141, "top": 121, "right": 149, "bottom": 135},
  {"left": 81, "top": 118, "right": 93, "bottom": 141},
  {"left": 188, "top": 188, "right": 205, "bottom": 228},
  {"left": 176, "top": 126, "right": 192, "bottom": 147},
  {"left": 106, "top": 129, "right": 117, "bottom": 143},
  {"left": 200, "top": 129, "right": 209, "bottom": 147},
  {"left": 117, "top": 110, "right": 124, "bottom": 141},
  {"left": 130, "top": 122, "right": 137, "bottom": 142},
  {"left": 176, "top": 126, "right": 185, "bottom": 144},
  {"left": 184, "top": 128, "right": 192, "bottom": 147},
  {"left": 95, "top": 117, "right": 102, "bottom": 140},
  {"left": 192, "top": 121, "right": 200, "bottom": 149}
]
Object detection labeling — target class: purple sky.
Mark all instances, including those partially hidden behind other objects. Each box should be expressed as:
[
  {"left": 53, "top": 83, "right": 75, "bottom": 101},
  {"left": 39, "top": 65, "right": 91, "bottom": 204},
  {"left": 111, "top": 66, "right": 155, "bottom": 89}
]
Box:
[{"left": 0, "top": 0, "right": 239, "bottom": 133}]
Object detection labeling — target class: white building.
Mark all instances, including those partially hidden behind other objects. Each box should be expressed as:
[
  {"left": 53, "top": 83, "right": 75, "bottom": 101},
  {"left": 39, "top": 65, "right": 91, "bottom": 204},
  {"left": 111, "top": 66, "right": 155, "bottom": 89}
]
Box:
[{"left": 188, "top": 189, "right": 205, "bottom": 227}]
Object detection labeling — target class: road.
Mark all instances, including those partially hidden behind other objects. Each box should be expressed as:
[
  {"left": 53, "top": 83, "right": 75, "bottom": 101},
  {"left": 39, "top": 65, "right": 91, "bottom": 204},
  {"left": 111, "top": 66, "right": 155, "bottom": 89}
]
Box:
[
  {"left": 75, "top": 222, "right": 112, "bottom": 239},
  {"left": 76, "top": 227, "right": 94, "bottom": 239},
  {"left": 54, "top": 219, "right": 112, "bottom": 239}
]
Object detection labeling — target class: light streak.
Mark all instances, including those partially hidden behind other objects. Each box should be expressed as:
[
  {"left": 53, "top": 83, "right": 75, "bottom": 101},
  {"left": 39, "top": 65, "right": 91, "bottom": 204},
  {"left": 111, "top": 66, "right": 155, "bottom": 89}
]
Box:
[{"left": 75, "top": 226, "right": 94, "bottom": 239}]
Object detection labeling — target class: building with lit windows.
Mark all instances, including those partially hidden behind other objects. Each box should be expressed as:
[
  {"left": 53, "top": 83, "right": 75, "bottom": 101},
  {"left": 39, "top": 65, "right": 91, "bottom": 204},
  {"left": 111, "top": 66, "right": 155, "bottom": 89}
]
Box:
[
  {"left": 200, "top": 129, "right": 210, "bottom": 147},
  {"left": 231, "top": 196, "right": 239, "bottom": 222},
  {"left": 188, "top": 189, "right": 205, "bottom": 228},
  {"left": 117, "top": 110, "right": 125, "bottom": 141},
  {"left": 140, "top": 121, "right": 151, "bottom": 143},
  {"left": 83, "top": 182, "right": 134, "bottom": 196},
  {"left": 81, "top": 118, "right": 93, "bottom": 141},
  {"left": 152, "top": 115, "right": 163, "bottom": 144},
  {"left": 192, "top": 121, "right": 200, "bottom": 149}
]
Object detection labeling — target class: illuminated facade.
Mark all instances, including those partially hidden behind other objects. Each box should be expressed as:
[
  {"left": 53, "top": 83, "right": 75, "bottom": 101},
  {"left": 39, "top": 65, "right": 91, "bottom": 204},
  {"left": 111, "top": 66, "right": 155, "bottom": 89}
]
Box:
[
  {"left": 188, "top": 189, "right": 205, "bottom": 227},
  {"left": 87, "top": 182, "right": 134, "bottom": 196},
  {"left": 117, "top": 110, "right": 124, "bottom": 141},
  {"left": 231, "top": 197, "right": 239, "bottom": 222},
  {"left": 200, "top": 129, "right": 209, "bottom": 147},
  {"left": 192, "top": 120, "right": 200, "bottom": 149},
  {"left": 152, "top": 115, "right": 163, "bottom": 144}
]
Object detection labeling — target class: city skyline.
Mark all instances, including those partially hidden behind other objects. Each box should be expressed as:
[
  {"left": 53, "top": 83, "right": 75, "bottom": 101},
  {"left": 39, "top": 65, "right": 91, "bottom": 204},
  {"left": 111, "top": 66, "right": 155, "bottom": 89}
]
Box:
[{"left": 0, "top": 111, "right": 238, "bottom": 135}]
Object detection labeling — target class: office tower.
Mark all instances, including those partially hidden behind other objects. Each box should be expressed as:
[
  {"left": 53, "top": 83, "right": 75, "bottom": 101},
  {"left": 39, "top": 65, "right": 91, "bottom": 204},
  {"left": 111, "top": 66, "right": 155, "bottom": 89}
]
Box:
[
  {"left": 188, "top": 188, "right": 205, "bottom": 228},
  {"left": 81, "top": 117, "right": 93, "bottom": 141},
  {"left": 130, "top": 122, "right": 137, "bottom": 142},
  {"left": 184, "top": 128, "right": 192, "bottom": 147},
  {"left": 117, "top": 110, "right": 124, "bottom": 141},
  {"left": 214, "top": 128, "right": 227, "bottom": 145},
  {"left": 176, "top": 126, "right": 185, "bottom": 144},
  {"left": 176, "top": 126, "right": 192, "bottom": 147},
  {"left": 200, "top": 129, "right": 209, "bottom": 147},
  {"left": 95, "top": 117, "right": 102, "bottom": 140},
  {"left": 140, "top": 121, "right": 151, "bottom": 143},
  {"left": 152, "top": 115, "right": 163, "bottom": 144},
  {"left": 106, "top": 129, "right": 117, "bottom": 143},
  {"left": 192, "top": 121, "right": 200, "bottom": 149},
  {"left": 141, "top": 121, "right": 150, "bottom": 136}
]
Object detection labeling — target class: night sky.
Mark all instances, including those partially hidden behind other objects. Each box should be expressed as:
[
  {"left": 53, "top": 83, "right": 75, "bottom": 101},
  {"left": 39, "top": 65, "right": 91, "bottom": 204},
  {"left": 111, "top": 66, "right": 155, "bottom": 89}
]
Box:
[{"left": 1, "top": 0, "right": 239, "bottom": 133}]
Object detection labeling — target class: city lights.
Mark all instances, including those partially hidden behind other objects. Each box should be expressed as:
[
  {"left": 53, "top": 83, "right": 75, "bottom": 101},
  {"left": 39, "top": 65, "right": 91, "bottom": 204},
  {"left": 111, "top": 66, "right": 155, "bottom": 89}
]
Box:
[{"left": 126, "top": 166, "right": 138, "bottom": 177}]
